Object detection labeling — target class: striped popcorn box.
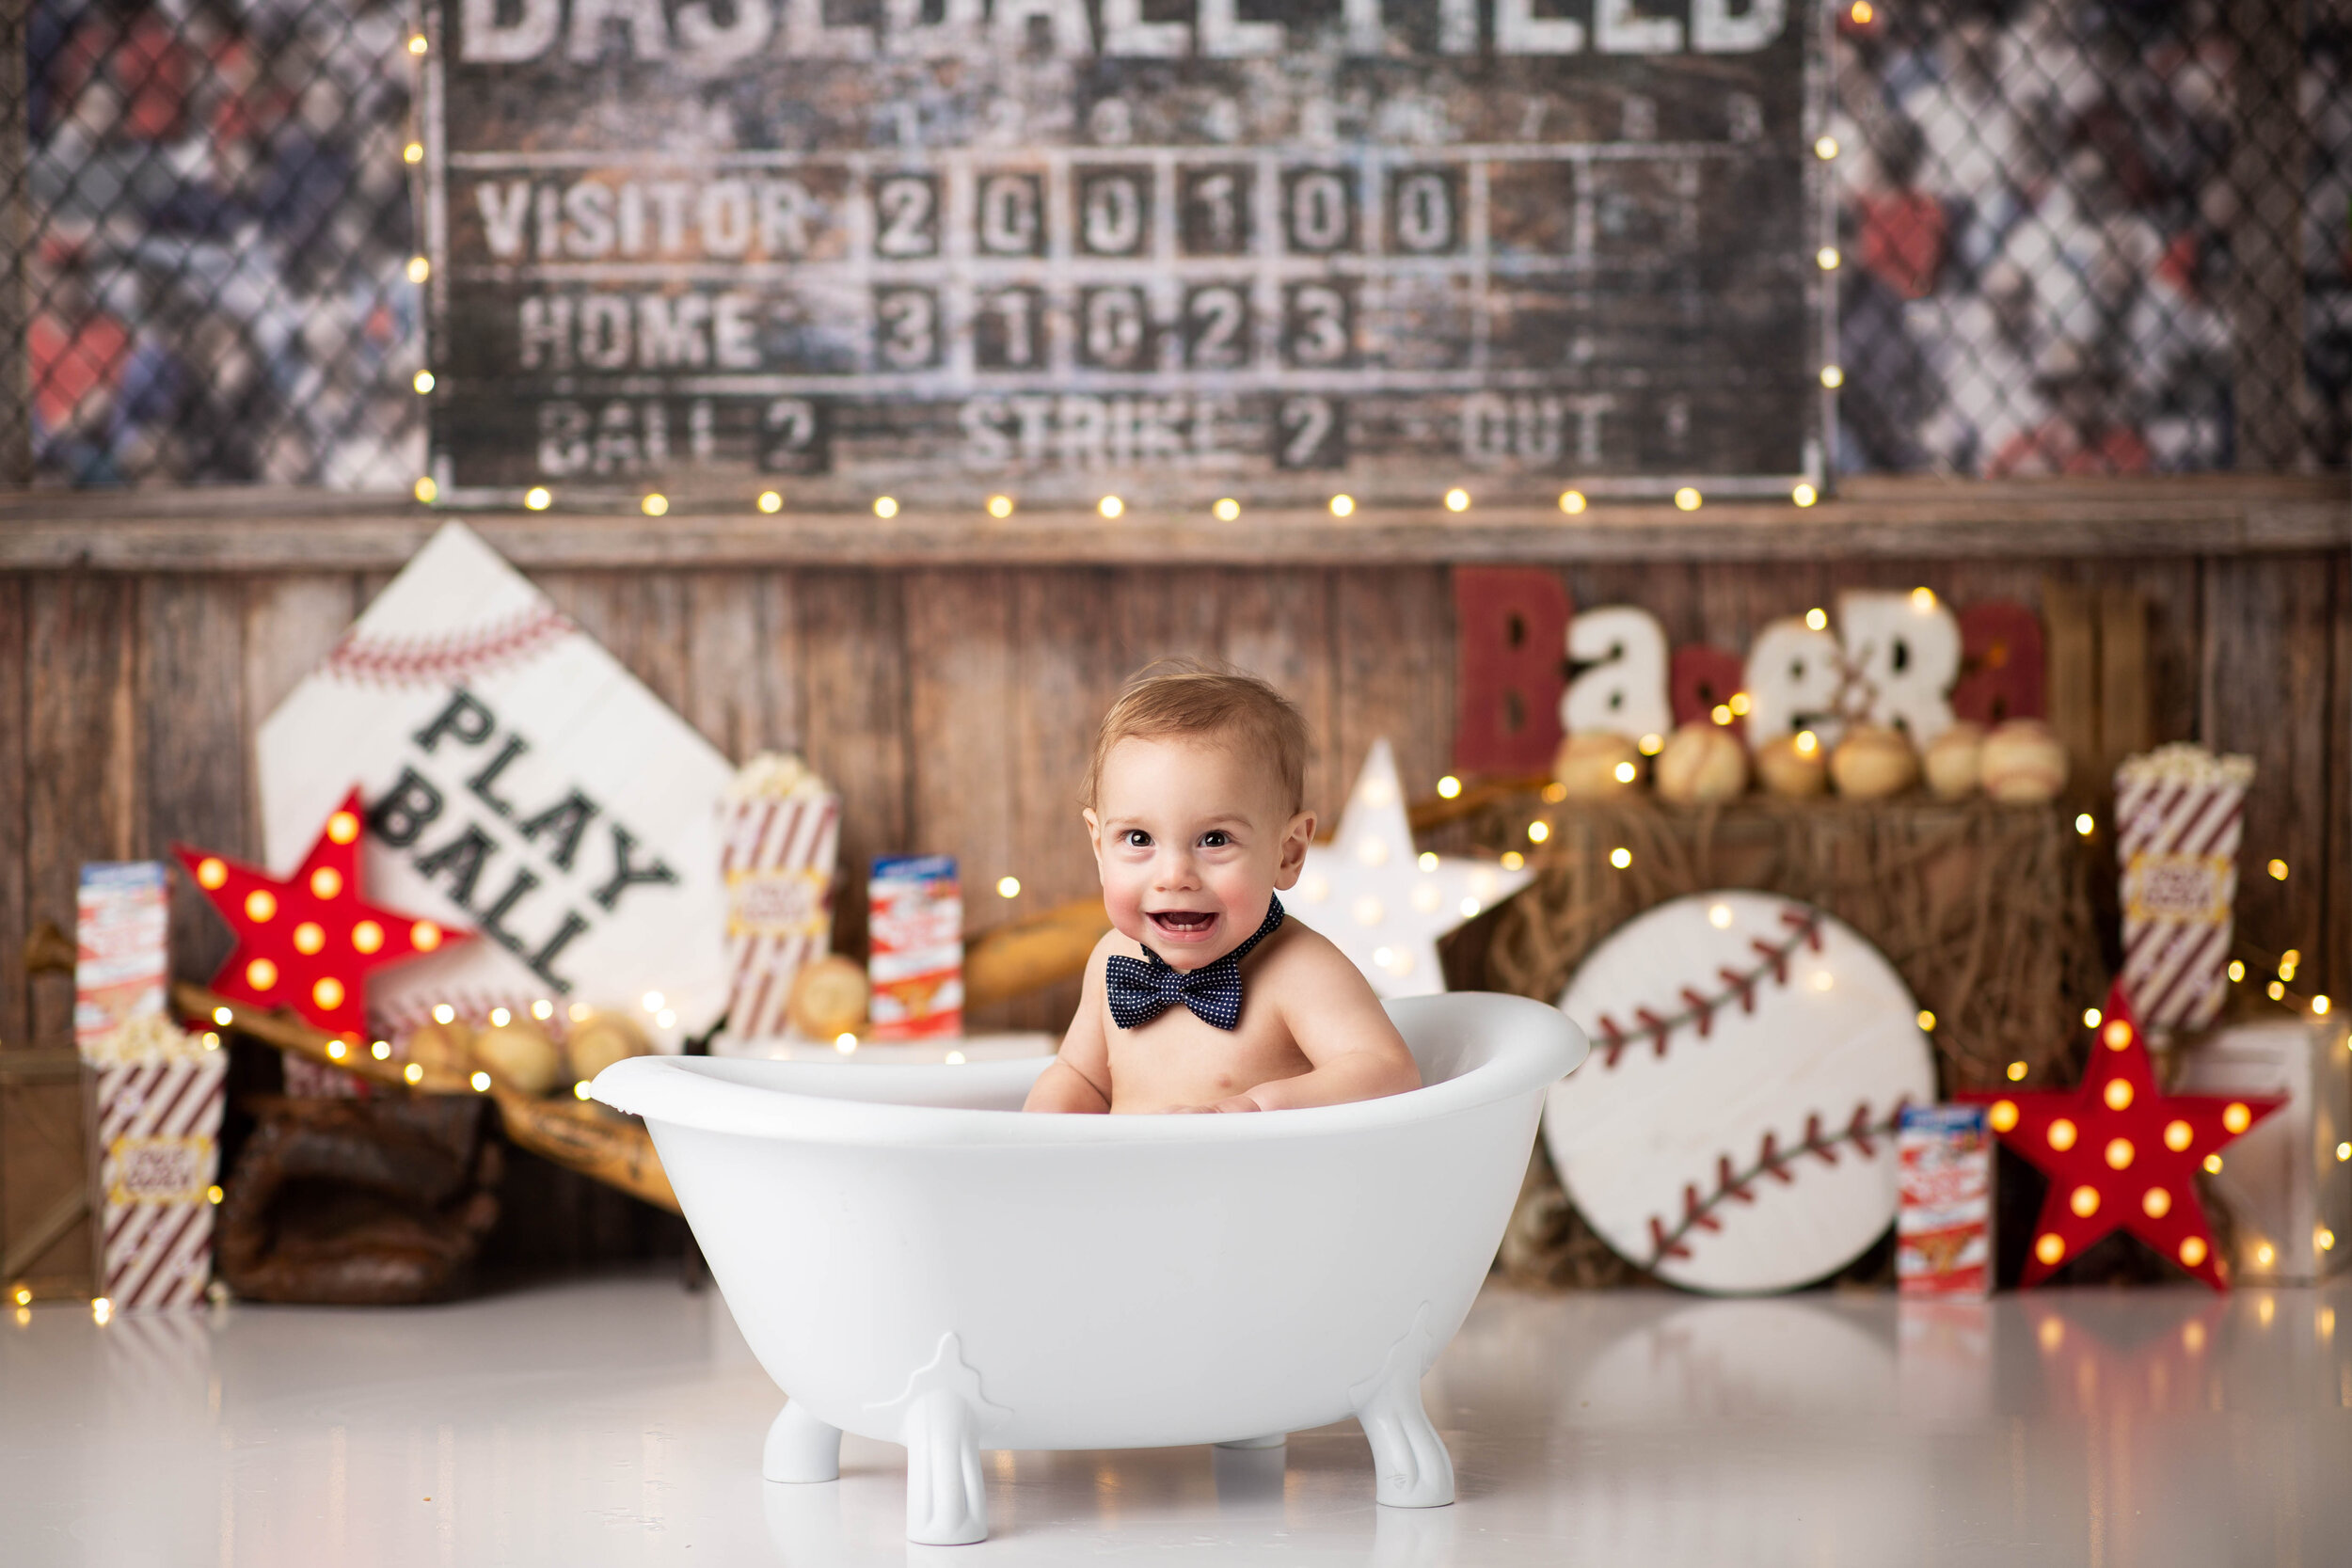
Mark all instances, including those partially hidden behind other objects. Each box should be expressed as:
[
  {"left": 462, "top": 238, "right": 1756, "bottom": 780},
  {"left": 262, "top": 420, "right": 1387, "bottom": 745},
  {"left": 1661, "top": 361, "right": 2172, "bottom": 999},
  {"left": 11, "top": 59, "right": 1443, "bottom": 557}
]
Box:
[
  {"left": 85, "top": 1017, "right": 230, "bottom": 1310},
  {"left": 719, "top": 754, "right": 842, "bottom": 1042},
  {"left": 2116, "top": 744, "right": 2255, "bottom": 1031}
]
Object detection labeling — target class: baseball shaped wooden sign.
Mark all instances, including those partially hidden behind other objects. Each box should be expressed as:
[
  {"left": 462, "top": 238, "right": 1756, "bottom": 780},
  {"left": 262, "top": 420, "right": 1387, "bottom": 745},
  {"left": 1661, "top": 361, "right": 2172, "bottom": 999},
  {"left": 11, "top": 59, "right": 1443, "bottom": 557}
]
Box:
[{"left": 1546, "top": 892, "right": 1936, "bottom": 1294}]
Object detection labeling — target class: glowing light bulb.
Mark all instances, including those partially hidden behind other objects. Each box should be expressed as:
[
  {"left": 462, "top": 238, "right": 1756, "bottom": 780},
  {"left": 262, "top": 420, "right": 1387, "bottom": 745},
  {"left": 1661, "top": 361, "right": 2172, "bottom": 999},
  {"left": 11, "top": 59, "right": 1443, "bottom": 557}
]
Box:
[
  {"left": 1638, "top": 733, "right": 1664, "bottom": 755},
  {"left": 2229, "top": 959, "right": 2247, "bottom": 982},
  {"left": 371, "top": 1040, "right": 391, "bottom": 1060},
  {"left": 490, "top": 1007, "right": 512, "bottom": 1028},
  {"left": 1727, "top": 692, "right": 1752, "bottom": 716},
  {"left": 1609, "top": 847, "right": 1632, "bottom": 870},
  {"left": 1436, "top": 775, "right": 1461, "bottom": 799},
  {"left": 1917, "top": 1011, "right": 1942, "bottom": 1033},
  {"left": 404, "top": 1063, "right": 424, "bottom": 1085},
  {"left": 1328, "top": 494, "right": 1355, "bottom": 517},
  {"left": 246, "top": 958, "right": 278, "bottom": 991},
  {"left": 1501, "top": 851, "right": 1524, "bottom": 871},
  {"left": 1673, "top": 487, "right": 1701, "bottom": 512},
  {"left": 1989, "top": 1100, "right": 2018, "bottom": 1132},
  {"left": 1527, "top": 820, "right": 1550, "bottom": 844},
  {"left": 2223, "top": 1101, "right": 2251, "bottom": 1133},
  {"left": 1804, "top": 607, "right": 1827, "bottom": 631},
  {"left": 408, "top": 32, "right": 429, "bottom": 54},
  {"left": 2047, "top": 1117, "right": 2077, "bottom": 1151},
  {"left": 1910, "top": 586, "right": 1937, "bottom": 612},
  {"left": 432, "top": 1004, "right": 455, "bottom": 1025},
  {"left": 757, "top": 491, "right": 782, "bottom": 514},
  {"left": 2070, "top": 1185, "right": 2100, "bottom": 1218},
  {"left": 198, "top": 857, "right": 228, "bottom": 889},
  {"left": 2034, "top": 1233, "right": 2064, "bottom": 1265},
  {"left": 1443, "top": 488, "right": 1470, "bottom": 513},
  {"left": 2268, "top": 859, "right": 2289, "bottom": 880},
  {"left": 1213, "top": 498, "right": 1241, "bottom": 521},
  {"left": 353, "top": 920, "right": 384, "bottom": 954},
  {"left": 1820, "top": 364, "right": 1844, "bottom": 388},
  {"left": 644, "top": 991, "right": 665, "bottom": 1013},
  {"left": 313, "top": 977, "right": 344, "bottom": 1010},
  {"left": 1708, "top": 904, "right": 1734, "bottom": 928},
  {"left": 406, "top": 256, "right": 431, "bottom": 283},
  {"left": 1794, "top": 731, "right": 1819, "bottom": 756},
  {"left": 532, "top": 1000, "right": 554, "bottom": 1021},
  {"left": 1418, "top": 852, "right": 1438, "bottom": 872},
  {"left": 575, "top": 1082, "right": 592, "bottom": 1101},
  {"left": 413, "top": 370, "right": 436, "bottom": 394},
  {"left": 1558, "top": 490, "right": 1587, "bottom": 514},
  {"left": 2083, "top": 1006, "right": 2102, "bottom": 1029},
  {"left": 1613, "top": 761, "right": 1636, "bottom": 784},
  {"left": 404, "top": 142, "right": 424, "bottom": 165},
  {"left": 1791, "top": 483, "right": 1818, "bottom": 507},
  {"left": 986, "top": 495, "right": 1014, "bottom": 518},
  {"left": 1099, "top": 496, "right": 1125, "bottom": 519},
  {"left": 642, "top": 493, "right": 668, "bottom": 516},
  {"left": 2075, "top": 813, "right": 2094, "bottom": 836},
  {"left": 996, "top": 876, "right": 1021, "bottom": 898},
  {"left": 874, "top": 497, "right": 898, "bottom": 518},
  {"left": 2006, "top": 1060, "right": 2026, "bottom": 1081},
  {"left": 835, "top": 1033, "right": 858, "bottom": 1053},
  {"left": 1814, "top": 135, "right": 1839, "bottom": 160},
  {"left": 523, "top": 486, "right": 552, "bottom": 511},
  {"left": 1711, "top": 704, "right": 1733, "bottom": 725},
  {"left": 415, "top": 475, "right": 438, "bottom": 503},
  {"left": 470, "top": 1070, "right": 491, "bottom": 1092},
  {"left": 2142, "top": 1187, "right": 2171, "bottom": 1218}
]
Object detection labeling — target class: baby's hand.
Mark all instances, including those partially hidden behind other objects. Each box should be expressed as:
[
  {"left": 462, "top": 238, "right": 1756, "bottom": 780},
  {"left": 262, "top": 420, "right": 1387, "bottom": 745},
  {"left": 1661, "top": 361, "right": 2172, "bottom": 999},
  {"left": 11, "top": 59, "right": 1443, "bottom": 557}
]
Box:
[{"left": 1167, "top": 1096, "right": 1263, "bottom": 1115}]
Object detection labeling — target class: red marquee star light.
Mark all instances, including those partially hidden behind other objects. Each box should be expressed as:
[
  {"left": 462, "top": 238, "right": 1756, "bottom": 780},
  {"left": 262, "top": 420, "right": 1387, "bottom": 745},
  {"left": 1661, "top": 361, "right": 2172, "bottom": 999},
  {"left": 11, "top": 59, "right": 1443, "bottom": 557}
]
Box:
[
  {"left": 1960, "top": 979, "right": 2282, "bottom": 1291},
  {"left": 175, "top": 787, "right": 470, "bottom": 1037}
]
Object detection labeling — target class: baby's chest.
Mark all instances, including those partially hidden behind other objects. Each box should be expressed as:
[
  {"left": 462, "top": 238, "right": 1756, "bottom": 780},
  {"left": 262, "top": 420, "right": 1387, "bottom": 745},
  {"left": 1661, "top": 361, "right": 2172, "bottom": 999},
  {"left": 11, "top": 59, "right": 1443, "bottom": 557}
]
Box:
[{"left": 1104, "top": 1005, "right": 1305, "bottom": 1100}]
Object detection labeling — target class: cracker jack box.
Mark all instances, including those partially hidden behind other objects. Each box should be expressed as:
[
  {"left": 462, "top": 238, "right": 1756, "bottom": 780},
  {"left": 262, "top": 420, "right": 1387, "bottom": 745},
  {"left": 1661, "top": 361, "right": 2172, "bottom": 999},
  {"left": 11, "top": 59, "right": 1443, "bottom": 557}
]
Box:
[
  {"left": 1897, "top": 1104, "right": 1994, "bottom": 1300},
  {"left": 867, "top": 855, "right": 962, "bottom": 1040},
  {"left": 75, "top": 862, "right": 169, "bottom": 1051},
  {"left": 256, "top": 523, "right": 733, "bottom": 1044}
]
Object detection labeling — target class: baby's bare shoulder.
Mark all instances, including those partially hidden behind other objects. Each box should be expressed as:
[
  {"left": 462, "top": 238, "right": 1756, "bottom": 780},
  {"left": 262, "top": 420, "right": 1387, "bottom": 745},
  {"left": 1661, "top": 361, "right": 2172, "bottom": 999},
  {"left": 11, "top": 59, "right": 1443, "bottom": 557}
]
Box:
[{"left": 1250, "top": 919, "right": 1379, "bottom": 999}]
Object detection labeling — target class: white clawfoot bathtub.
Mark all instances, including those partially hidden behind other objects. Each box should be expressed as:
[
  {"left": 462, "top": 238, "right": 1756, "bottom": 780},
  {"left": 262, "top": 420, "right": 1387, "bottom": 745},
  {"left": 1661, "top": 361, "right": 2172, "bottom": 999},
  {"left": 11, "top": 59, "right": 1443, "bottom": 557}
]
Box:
[{"left": 593, "top": 991, "right": 1584, "bottom": 1545}]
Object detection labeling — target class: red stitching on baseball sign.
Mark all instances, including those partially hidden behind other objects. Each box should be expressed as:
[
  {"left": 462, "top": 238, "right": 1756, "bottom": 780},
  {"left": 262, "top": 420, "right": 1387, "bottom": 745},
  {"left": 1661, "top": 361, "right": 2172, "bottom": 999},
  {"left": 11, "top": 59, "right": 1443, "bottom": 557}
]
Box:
[
  {"left": 1643, "top": 1097, "right": 1910, "bottom": 1267},
  {"left": 326, "top": 604, "right": 574, "bottom": 689},
  {"left": 1590, "top": 903, "right": 1826, "bottom": 1069}
]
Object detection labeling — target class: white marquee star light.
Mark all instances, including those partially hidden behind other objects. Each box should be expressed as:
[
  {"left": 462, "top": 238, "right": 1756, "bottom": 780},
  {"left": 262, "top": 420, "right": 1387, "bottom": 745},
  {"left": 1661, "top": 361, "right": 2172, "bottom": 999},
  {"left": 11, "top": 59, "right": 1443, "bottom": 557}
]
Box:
[{"left": 1286, "top": 739, "right": 1534, "bottom": 1000}]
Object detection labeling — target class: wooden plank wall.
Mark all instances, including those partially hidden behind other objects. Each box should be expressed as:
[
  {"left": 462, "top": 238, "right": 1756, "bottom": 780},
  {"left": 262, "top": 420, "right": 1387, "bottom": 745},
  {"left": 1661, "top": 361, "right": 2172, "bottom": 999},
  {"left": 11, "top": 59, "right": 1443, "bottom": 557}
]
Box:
[{"left": 3, "top": 550, "right": 2345, "bottom": 1288}]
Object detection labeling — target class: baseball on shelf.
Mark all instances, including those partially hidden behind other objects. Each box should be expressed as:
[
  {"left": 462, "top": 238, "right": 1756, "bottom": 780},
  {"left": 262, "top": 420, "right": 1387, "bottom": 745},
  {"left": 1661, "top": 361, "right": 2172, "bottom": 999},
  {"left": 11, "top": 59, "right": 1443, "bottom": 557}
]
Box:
[
  {"left": 1546, "top": 892, "right": 1938, "bottom": 1294},
  {"left": 566, "top": 1009, "right": 653, "bottom": 1082},
  {"left": 1922, "top": 721, "right": 1985, "bottom": 800},
  {"left": 1553, "top": 731, "right": 1645, "bottom": 800},
  {"left": 1979, "top": 718, "right": 2070, "bottom": 803},
  {"left": 1829, "top": 723, "right": 1919, "bottom": 800},
  {"left": 1752, "top": 732, "right": 1829, "bottom": 799},
  {"left": 471, "top": 1018, "right": 564, "bottom": 1096},
  {"left": 404, "top": 1017, "right": 472, "bottom": 1076},
  {"left": 1654, "top": 722, "right": 1749, "bottom": 804},
  {"left": 787, "top": 954, "right": 871, "bottom": 1039}
]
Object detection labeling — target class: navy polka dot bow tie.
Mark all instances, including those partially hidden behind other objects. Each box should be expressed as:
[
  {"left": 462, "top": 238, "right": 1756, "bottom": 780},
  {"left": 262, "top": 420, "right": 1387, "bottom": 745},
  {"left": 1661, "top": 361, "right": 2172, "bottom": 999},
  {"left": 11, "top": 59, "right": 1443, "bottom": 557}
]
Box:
[{"left": 1104, "top": 896, "right": 1288, "bottom": 1032}]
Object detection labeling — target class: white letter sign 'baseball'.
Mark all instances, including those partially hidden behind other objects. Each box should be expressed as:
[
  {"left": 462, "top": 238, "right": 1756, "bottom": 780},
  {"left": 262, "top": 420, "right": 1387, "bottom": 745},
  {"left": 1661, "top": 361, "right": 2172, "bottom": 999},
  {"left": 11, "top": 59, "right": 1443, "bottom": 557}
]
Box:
[
  {"left": 257, "top": 522, "right": 734, "bottom": 1042},
  {"left": 1545, "top": 892, "right": 1936, "bottom": 1293}
]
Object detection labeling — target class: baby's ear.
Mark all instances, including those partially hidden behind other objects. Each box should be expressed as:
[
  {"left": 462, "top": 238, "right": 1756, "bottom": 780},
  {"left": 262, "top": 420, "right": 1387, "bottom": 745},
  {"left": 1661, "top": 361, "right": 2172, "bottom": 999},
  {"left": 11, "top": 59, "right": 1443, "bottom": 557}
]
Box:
[{"left": 1276, "top": 810, "right": 1315, "bottom": 879}]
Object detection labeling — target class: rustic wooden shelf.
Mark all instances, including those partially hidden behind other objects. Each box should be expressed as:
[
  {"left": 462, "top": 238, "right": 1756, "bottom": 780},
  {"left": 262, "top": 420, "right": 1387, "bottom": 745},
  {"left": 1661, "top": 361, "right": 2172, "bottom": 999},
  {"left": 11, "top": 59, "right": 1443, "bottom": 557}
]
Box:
[
  {"left": 176, "top": 983, "right": 679, "bottom": 1213},
  {"left": 5, "top": 475, "right": 2343, "bottom": 569}
]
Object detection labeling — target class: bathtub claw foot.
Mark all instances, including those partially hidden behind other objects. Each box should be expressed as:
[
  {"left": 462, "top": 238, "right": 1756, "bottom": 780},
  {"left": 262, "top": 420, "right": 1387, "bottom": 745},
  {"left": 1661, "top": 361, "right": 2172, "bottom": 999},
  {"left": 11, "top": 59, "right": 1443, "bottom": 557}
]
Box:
[
  {"left": 1215, "top": 1433, "right": 1287, "bottom": 1450},
  {"left": 1351, "top": 1304, "right": 1454, "bottom": 1509},
  {"left": 763, "top": 1400, "right": 841, "bottom": 1484},
  {"left": 902, "top": 1389, "right": 988, "bottom": 1545}
]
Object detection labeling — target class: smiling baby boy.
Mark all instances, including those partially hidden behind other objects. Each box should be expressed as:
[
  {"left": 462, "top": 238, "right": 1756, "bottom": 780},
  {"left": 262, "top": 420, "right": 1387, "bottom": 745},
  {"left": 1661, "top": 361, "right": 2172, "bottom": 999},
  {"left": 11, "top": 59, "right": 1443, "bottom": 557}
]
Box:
[{"left": 1024, "top": 662, "right": 1422, "bottom": 1116}]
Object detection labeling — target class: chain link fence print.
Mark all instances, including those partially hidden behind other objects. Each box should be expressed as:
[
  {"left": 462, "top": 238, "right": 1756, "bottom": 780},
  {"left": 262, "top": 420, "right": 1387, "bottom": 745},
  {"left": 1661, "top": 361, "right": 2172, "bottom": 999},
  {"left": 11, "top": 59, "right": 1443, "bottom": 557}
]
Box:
[{"left": 6, "top": 0, "right": 2348, "bottom": 490}]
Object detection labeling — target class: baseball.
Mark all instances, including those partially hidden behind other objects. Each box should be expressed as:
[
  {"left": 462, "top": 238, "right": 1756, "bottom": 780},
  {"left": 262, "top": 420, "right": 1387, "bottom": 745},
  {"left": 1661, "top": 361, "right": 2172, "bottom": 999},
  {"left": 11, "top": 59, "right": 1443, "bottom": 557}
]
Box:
[
  {"left": 472, "top": 1019, "right": 564, "bottom": 1096},
  {"left": 405, "top": 1018, "right": 472, "bottom": 1076},
  {"left": 787, "top": 954, "right": 871, "bottom": 1039},
  {"left": 1546, "top": 892, "right": 1937, "bottom": 1293},
  {"left": 1980, "top": 719, "right": 2070, "bottom": 803},
  {"left": 1553, "top": 731, "right": 1645, "bottom": 800},
  {"left": 1654, "top": 722, "right": 1748, "bottom": 804},
  {"left": 1753, "top": 731, "right": 1829, "bottom": 798},
  {"left": 1922, "top": 721, "right": 1984, "bottom": 800},
  {"left": 1830, "top": 723, "right": 1919, "bottom": 800},
  {"left": 566, "top": 1009, "right": 653, "bottom": 1082}
]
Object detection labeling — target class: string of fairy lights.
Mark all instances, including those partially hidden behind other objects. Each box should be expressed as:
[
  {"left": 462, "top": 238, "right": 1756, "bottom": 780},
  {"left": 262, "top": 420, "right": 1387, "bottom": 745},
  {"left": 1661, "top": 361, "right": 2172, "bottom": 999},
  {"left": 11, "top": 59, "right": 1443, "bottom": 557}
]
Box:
[{"left": 390, "top": 29, "right": 1842, "bottom": 520}]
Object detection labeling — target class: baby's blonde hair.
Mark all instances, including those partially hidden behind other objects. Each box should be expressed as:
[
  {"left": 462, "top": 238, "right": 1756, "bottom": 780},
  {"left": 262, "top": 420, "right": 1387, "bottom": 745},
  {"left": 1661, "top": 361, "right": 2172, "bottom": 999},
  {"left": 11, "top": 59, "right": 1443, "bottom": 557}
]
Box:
[{"left": 1084, "top": 659, "right": 1308, "bottom": 816}]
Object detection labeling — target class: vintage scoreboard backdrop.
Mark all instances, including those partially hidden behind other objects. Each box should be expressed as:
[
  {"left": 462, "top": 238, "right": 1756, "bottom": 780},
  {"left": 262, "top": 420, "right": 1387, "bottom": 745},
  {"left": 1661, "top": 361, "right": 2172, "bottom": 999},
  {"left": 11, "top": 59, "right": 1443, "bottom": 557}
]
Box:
[{"left": 421, "top": 0, "right": 1826, "bottom": 509}]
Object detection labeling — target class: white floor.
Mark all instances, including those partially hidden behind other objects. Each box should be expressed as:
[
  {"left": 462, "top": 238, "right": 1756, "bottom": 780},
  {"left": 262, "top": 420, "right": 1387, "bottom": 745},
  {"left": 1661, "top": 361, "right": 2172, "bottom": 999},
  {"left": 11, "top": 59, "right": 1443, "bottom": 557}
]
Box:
[{"left": 4, "top": 1273, "right": 2348, "bottom": 1566}]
